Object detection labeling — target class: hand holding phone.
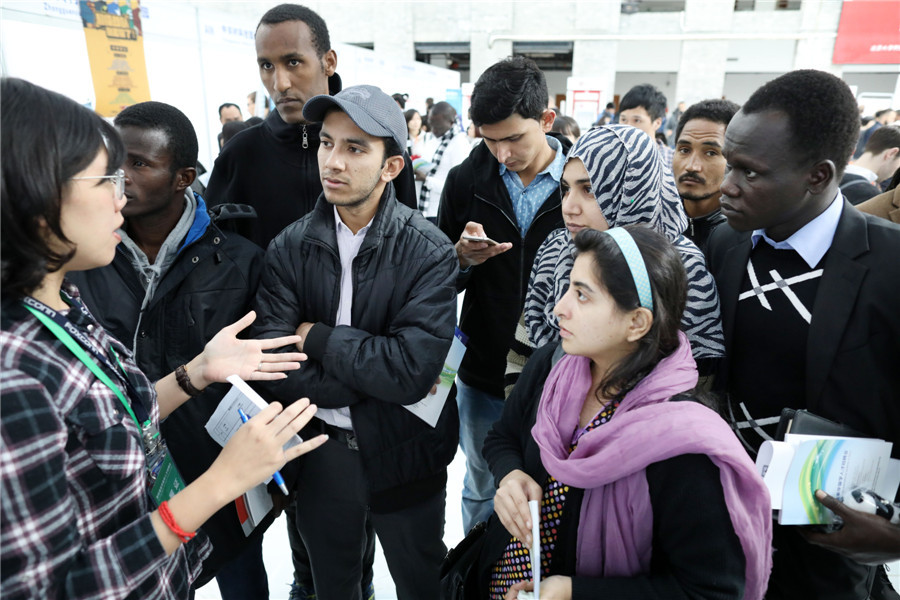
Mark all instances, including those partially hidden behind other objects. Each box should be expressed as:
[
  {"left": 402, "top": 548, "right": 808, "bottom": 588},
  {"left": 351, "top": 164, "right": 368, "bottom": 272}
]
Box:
[{"left": 462, "top": 234, "right": 499, "bottom": 246}]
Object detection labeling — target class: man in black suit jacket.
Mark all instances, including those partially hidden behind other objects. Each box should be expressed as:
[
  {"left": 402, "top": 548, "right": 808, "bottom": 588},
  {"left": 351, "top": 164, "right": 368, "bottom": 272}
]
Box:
[{"left": 707, "top": 70, "right": 900, "bottom": 599}]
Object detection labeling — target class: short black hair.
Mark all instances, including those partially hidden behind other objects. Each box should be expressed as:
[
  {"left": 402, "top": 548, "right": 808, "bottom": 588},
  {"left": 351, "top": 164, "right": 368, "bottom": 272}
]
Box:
[
  {"left": 392, "top": 93, "right": 408, "bottom": 109},
  {"left": 218, "top": 102, "right": 240, "bottom": 117},
  {"left": 114, "top": 101, "right": 199, "bottom": 173},
  {"left": 257, "top": 4, "right": 330, "bottom": 58},
  {"left": 875, "top": 108, "right": 896, "bottom": 119},
  {"left": 675, "top": 99, "right": 741, "bottom": 142},
  {"left": 742, "top": 69, "right": 858, "bottom": 175},
  {"left": 619, "top": 84, "right": 668, "bottom": 122},
  {"left": 1, "top": 77, "right": 126, "bottom": 300},
  {"left": 382, "top": 136, "right": 404, "bottom": 163},
  {"left": 469, "top": 56, "right": 548, "bottom": 126},
  {"left": 863, "top": 126, "right": 900, "bottom": 156}
]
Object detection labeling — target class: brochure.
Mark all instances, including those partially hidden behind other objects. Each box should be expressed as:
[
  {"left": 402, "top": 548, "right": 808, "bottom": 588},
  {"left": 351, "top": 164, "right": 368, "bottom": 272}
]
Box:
[
  {"left": 235, "top": 484, "right": 274, "bottom": 537},
  {"left": 756, "top": 434, "right": 900, "bottom": 525},
  {"left": 403, "top": 328, "right": 467, "bottom": 427},
  {"left": 205, "top": 374, "right": 304, "bottom": 480}
]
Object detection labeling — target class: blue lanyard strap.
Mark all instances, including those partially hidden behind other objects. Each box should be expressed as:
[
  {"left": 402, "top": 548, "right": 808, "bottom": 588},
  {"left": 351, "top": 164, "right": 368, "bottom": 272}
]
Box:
[{"left": 23, "top": 296, "right": 150, "bottom": 429}]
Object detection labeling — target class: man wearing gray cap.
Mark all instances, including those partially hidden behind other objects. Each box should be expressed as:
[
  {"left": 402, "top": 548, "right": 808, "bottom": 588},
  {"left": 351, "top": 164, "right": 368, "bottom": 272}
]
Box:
[{"left": 250, "top": 85, "right": 460, "bottom": 599}]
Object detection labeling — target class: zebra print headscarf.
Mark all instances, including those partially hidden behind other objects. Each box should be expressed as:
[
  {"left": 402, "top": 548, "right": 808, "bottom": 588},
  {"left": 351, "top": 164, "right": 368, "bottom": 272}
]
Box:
[
  {"left": 570, "top": 124, "right": 687, "bottom": 238},
  {"left": 524, "top": 125, "right": 725, "bottom": 359}
]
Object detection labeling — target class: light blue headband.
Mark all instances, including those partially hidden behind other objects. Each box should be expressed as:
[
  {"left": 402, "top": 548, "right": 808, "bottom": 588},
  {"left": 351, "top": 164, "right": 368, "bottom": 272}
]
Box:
[{"left": 604, "top": 227, "right": 654, "bottom": 312}]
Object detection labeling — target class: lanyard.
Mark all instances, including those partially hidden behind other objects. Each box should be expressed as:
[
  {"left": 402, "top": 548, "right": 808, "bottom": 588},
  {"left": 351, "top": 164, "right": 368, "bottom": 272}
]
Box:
[{"left": 23, "top": 295, "right": 150, "bottom": 430}]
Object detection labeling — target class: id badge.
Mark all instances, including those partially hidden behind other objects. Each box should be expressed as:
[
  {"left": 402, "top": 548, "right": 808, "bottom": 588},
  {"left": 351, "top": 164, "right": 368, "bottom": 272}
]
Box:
[{"left": 149, "top": 450, "right": 186, "bottom": 505}]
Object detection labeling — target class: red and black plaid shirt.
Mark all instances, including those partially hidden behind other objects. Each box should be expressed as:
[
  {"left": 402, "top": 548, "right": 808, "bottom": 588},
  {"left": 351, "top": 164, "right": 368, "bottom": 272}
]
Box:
[{"left": 1, "top": 283, "right": 210, "bottom": 599}]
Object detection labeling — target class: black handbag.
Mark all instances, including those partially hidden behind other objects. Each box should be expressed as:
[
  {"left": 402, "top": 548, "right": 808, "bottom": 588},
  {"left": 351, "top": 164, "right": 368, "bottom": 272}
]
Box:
[
  {"left": 774, "top": 408, "right": 865, "bottom": 440},
  {"left": 440, "top": 520, "right": 488, "bottom": 600}
]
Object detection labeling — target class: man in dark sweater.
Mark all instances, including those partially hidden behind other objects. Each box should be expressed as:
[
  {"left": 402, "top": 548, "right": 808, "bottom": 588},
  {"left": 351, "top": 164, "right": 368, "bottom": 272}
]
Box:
[
  {"left": 673, "top": 98, "right": 739, "bottom": 255},
  {"left": 707, "top": 69, "right": 900, "bottom": 599}
]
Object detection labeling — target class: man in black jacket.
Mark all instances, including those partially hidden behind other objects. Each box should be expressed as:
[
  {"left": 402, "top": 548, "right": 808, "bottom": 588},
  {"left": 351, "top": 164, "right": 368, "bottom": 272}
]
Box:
[
  {"left": 251, "top": 85, "right": 459, "bottom": 600},
  {"left": 205, "top": 7, "right": 381, "bottom": 595},
  {"left": 68, "top": 102, "right": 268, "bottom": 598},
  {"left": 438, "top": 57, "right": 568, "bottom": 534}
]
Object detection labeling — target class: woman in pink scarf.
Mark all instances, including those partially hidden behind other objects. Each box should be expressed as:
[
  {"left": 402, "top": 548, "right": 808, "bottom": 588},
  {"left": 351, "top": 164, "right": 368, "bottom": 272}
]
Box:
[{"left": 482, "top": 226, "right": 772, "bottom": 600}]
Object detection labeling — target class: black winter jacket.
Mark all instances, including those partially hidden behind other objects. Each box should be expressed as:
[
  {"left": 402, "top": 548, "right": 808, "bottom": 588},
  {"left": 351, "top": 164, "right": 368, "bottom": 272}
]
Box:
[
  {"left": 206, "top": 73, "right": 419, "bottom": 249},
  {"left": 438, "top": 134, "right": 571, "bottom": 398},
  {"left": 684, "top": 208, "right": 727, "bottom": 257},
  {"left": 251, "top": 184, "right": 459, "bottom": 512},
  {"left": 68, "top": 204, "right": 264, "bottom": 585}
]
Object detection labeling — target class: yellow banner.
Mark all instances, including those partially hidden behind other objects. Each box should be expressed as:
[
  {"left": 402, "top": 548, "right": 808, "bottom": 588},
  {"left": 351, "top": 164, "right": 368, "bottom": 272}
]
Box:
[{"left": 80, "top": 1, "right": 150, "bottom": 117}]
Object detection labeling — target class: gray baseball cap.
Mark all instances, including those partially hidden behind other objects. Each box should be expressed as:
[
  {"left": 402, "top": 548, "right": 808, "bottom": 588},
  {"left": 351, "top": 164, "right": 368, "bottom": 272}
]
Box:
[{"left": 303, "top": 85, "right": 408, "bottom": 153}]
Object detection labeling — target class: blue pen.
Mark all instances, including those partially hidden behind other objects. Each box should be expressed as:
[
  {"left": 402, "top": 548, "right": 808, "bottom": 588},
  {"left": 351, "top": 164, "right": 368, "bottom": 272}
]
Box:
[{"left": 237, "top": 407, "right": 290, "bottom": 496}]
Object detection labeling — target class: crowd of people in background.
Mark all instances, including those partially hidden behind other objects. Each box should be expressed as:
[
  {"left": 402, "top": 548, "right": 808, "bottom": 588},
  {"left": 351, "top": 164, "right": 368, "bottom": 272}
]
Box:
[{"left": 3, "top": 3, "right": 900, "bottom": 600}]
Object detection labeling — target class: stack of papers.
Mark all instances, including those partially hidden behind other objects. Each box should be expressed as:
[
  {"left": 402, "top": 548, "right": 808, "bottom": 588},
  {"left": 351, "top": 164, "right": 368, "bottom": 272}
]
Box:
[
  {"left": 205, "top": 375, "right": 304, "bottom": 535},
  {"left": 756, "top": 434, "right": 900, "bottom": 524},
  {"left": 403, "top": 328, "right": 467, "bottom": 427}
]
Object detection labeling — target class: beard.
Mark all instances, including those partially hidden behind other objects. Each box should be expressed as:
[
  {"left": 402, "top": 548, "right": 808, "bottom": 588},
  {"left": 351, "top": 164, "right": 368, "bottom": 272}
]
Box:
[
  {"left": 680, "top": 189, "right": 720, "bottom": 203},
  {"left": 322, "top": 170, "right": 384, "bottom": 209}
]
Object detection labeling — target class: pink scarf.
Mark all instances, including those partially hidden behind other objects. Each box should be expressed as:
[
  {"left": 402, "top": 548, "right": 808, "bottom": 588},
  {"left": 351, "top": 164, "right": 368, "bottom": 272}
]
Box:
[{"left": 531, "top": 332, "right": 772, "bottom": 600}]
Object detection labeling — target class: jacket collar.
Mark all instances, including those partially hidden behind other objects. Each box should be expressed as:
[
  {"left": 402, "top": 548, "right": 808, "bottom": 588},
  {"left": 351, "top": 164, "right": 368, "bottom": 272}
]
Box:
[
  {"left": 263, "top": 72, "right": 343, "bottom": 145},
  {"left": 307, "top": 182, "right": 400, "bottom": 252}
]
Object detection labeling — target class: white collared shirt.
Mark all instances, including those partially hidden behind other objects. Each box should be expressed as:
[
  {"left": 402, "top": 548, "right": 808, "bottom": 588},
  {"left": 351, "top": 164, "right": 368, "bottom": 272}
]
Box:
[
  {"left": 751, "top": 191, "right": 843, "bottom": 269},
  {"left": 316, "top": 206, "right": 375, "bottom": 430},
  {"left": 843, "top": 164, "right": 878, "bottom": 184}
]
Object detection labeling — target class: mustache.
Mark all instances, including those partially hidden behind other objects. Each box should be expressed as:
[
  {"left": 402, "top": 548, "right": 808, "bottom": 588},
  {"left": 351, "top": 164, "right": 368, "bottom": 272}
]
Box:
[{"left": 678, "top": 173, "right": 706, "bottom": 185}]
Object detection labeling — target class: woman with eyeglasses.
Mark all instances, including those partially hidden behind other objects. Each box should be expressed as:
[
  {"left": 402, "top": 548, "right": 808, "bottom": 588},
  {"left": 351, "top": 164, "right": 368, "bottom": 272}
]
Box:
[
  {"left": 0, "top": 78, "right": 327, "bottom": 599},
  {"left": 479, "top": 226, "right": 772, "bottom": 600}
]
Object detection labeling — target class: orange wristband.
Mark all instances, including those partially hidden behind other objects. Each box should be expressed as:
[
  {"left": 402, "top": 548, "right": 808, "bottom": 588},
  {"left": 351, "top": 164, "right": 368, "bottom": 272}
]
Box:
[{"left": 158, "top": 500, "right": 195, "bottom": 543}]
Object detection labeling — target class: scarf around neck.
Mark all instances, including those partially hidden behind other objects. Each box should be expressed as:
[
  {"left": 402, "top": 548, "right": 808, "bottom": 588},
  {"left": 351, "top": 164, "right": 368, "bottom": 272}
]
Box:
[{"left": 531, "top": 332, "right": 771, "bottom": 599}]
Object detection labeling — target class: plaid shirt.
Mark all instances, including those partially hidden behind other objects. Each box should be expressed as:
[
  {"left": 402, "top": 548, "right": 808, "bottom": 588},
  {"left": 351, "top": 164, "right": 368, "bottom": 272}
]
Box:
[{"left": 1, "top": 283, "right": 210, "bottom": 599}]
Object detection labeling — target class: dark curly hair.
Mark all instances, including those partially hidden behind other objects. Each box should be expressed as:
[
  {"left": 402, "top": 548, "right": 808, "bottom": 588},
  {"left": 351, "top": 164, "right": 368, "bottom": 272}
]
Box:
[
  {"left": 1, "top": 78, "right": 126, "bottom": 301},
  {"left": 573, "top": 225, "right": 687, "bottom": 401},
  {"left": 114, "top": 101, "right": 199, "bottom": 173},
  {"left": 742, "top": 69, "right": 858, "bottom": 177},
  {"left": 469, "top": 56, "right": 548, "bottom": 126},
  {"left": 675, "top": 98, "right": 740, "bottom": 142},
  {"left": 257, "top": 4, "right": 331, "bottom": 59}
]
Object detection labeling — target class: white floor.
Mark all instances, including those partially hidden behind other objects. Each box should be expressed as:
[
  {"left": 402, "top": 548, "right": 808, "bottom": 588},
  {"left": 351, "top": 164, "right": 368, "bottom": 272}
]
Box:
[{"left": 194, "top": 448, "right": 468, "bottom": 600}]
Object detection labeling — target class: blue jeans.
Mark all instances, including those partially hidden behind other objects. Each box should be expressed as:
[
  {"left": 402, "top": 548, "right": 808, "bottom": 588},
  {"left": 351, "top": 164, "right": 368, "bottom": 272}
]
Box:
[
  {"left": 214, "top": 535, "right": 269, "bottom": 600},
  {"left": 456, "top": 378, "right": 506, "bottom": 533}
]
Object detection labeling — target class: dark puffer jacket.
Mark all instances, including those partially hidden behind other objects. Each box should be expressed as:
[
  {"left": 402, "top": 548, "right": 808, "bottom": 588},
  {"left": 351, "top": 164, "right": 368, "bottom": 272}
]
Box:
[
  {"left": 251, "top": 183, "right": 459, "bottom": 512},
  {"left": 67, "top": 201, "right": 265, "bottom": 585}
]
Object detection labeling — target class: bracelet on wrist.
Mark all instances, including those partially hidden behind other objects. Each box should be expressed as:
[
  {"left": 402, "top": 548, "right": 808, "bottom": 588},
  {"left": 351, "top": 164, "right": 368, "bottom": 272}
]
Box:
[
  {"left": 175, "top": 364, "right": 203, "bottom": 397},
  {"left": 158, "top": 500, "right": 195, "bottom": 543}
]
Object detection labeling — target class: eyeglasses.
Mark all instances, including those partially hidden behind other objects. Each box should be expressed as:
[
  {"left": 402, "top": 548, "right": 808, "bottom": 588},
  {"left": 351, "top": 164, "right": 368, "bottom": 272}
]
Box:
[{"left": 72, "top": 168, "right": 125, "bottom": 200}]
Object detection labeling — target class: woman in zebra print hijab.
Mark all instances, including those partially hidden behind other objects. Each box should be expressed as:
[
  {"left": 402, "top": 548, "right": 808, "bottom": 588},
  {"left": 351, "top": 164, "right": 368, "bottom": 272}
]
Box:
[{"left": 523, "top": 124, "right": 725, "bottom": 364}]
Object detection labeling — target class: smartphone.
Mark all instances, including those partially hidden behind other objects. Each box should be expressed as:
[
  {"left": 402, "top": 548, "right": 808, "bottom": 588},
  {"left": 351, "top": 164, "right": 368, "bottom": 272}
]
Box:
[{"left": 462, "top": 234, "right": 499, "bottom": 246}]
